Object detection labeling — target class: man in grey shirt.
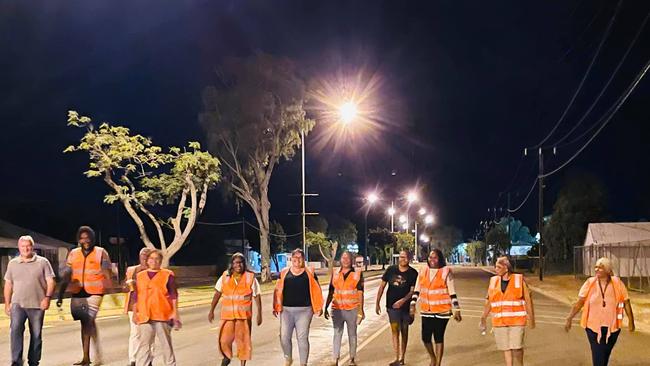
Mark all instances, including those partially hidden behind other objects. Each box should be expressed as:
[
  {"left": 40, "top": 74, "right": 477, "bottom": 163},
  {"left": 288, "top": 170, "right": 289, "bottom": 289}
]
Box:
[{"left": 3, "top": 235, "right": 56, "bottom": 366}]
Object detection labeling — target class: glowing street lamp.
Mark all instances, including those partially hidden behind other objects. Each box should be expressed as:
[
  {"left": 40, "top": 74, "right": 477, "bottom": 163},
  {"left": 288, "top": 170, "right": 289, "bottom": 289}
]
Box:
[
  {"left": 339, "top": 101, "right": 358, "bottom": 124},
  {"left": 425, "top": 214, "right": 435, "bottom": 225},
  {"left": 367, "top": 192, "right": 379, "bottom": 204},
  {"left": 398, "top": 215, "right": 407, "bottom": 224},
  {"left": 420, "top": 234, "right": 430, "bottom": 242},
  {"left": 418, "top": 207, "right": 426, "bottom": 216},
  {"left": 407, "top": 191, "right": 418, "bottom": 204}
]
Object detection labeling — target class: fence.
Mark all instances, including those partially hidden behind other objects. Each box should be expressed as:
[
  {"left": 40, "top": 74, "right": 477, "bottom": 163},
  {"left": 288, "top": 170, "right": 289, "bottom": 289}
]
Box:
[{"left": 574, "top": 244, "right": 650, "bottom": 292}]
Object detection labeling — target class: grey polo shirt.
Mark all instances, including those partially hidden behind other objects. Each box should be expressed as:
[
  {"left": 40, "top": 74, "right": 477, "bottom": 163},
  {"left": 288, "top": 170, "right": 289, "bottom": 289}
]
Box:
[{"left": 3, "top": 254, "right": 55, "bottom": 309}]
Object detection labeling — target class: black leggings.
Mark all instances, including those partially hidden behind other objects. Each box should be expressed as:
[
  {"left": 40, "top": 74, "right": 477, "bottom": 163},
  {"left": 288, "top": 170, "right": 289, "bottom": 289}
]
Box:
[
  {"left": 586, "top": 327, "right": 620, "bottom": 366},
  {"left": 421, "top": 316, "right": 449, "bottom": 344}
]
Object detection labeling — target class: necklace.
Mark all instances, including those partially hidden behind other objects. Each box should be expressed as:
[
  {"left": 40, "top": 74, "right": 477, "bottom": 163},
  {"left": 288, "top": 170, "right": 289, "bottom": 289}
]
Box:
[{"left": 597, "top": 278, "right": 609, "bottom": 308}]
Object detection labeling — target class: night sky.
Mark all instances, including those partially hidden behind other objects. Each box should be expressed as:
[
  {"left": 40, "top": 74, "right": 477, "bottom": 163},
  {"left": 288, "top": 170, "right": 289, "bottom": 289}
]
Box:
[{"left": 1, "top": 0, "right": 649, "bottom": 257}]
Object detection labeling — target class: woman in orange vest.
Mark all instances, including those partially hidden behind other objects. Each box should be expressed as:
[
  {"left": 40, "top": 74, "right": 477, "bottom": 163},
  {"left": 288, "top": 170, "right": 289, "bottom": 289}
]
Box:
[
  {"left": 124, "top": 247, "right": 151, "bottom": 366},
  {"left": 273, "top": 248, "right": 323, "bottom": 366},
  {"left": 564, "top": 257, "right": 635, "bottom": 366},
  {"left": 208, "top": 253, "right": 262, "bottom": 366},
  {"left": 56, "top": 226, "right": 113, "bottom": 366},
  {"left": 410, "top": 249, "right": 462, "bottom": 366},
  {"left": 480, "top": 256, "right": 535, "bottom": 366},
  {"left": 324, "top": 251, "right": 365, "bottom": 366},
  {"left": 131, "top": 250, "right": 181, "bottom": 366}
]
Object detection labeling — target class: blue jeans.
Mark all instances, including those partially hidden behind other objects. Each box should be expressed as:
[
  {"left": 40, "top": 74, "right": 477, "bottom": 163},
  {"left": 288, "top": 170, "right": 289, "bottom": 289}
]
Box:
[{"left": 10, "top": 304, "right": 45, "bottom": 366}]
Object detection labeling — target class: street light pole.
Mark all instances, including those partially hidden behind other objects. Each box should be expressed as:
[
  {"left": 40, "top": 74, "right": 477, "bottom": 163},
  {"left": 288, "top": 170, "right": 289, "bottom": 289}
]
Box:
[
  {"left": 301, "top": 129, "right": 307, "bottom": 262},
  {"left": 414, "top": 220, "right": 418, "bottom": 261}
]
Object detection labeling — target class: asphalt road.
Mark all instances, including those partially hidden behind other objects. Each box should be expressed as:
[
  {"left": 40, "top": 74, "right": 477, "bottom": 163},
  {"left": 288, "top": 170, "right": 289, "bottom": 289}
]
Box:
[{"left": 1, "top": 267, "right": 649, "bottom": 365}]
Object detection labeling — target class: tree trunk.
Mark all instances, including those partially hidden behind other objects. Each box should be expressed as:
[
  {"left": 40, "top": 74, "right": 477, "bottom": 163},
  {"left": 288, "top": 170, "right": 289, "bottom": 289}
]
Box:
[
  {"left": 161, "top": 252, "right": 171, "bottom": 268},
  {"left": 258, "top": 197, "right": 272, "bottom": 283}
]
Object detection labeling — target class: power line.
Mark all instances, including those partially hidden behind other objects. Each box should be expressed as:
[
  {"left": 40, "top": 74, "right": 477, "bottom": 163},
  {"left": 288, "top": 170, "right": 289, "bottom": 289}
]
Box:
[
  {"left": 245, "top": 221, "right": 303, "bottom": 238},
  {"left": 550, "top": 11, "right": 649, "bottom": 147},
  {"left": 541, "top": 56, "right": 650, "bottom": 179},
  {"left": 507, "top": 178, "right": 538, "bottom": 214},
  {"left": 531, "top": 0, "right": 622, "bottom": 149},
  {"left": 197, "top": 219, "right": 303, "bottom": 238}
]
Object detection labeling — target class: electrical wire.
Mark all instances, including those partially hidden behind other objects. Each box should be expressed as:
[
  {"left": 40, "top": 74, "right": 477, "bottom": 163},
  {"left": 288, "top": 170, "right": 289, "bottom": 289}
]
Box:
[
  {"left": 507, "top": 178, "right": 538, "bottom": 214},
  {"left": 541, "top": 56, "right": 650, "bottom": 179},
  {"left": 531, "top": 0, "right": 622, "bottom": 149},
  {"left": 550, "top": 11, "right": 649, "bottom": 147},
  {"left": 197, "top": 219, "right": 303, "bottom": 238}
]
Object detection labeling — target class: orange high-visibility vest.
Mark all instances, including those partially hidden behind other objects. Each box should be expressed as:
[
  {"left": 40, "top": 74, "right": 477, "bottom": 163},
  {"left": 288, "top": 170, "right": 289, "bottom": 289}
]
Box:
[
  {"left": 68, "top": 246, "right": 107, "bottom": 295},
  {"left": 580, "top": 276, "right": 626, "bottom": 332},
  {"left": 273, "top": 267, "right": 323, "bottom": 314},
  {"left": 488, "top": 274, "right": 527, "bottom": 327},
  {"left": 135, "top": 269, "right": 174, "bottom": 324},
  {"left": 418, "top": 266, "right": 452, "bottom": 313},
  {"left": 331, "top": 268, "right": 361, "bottom": 311},
  {"left": 220, "top": 271, "right": 255, "bottom": 320}
]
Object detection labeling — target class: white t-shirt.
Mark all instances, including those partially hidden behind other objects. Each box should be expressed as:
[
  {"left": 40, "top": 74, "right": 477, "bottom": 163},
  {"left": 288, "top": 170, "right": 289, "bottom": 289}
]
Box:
[{"left": 214, "top": 274, "right": 261, "bottom": 297}]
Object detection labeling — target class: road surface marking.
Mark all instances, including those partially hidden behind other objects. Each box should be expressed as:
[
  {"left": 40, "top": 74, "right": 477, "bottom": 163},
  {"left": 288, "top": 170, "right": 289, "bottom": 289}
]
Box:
[{"left": 339, "top": 321, "right": 390, "bottom": 365}]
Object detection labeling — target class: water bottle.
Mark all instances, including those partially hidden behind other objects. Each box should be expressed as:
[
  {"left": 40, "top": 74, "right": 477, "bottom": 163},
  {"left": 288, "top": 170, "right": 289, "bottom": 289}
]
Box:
[{"left": 479, "top": 322, "right": 487, "bottom": 336}]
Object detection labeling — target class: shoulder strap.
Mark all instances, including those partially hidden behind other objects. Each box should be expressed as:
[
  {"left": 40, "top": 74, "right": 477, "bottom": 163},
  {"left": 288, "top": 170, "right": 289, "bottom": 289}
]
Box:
[
  {"left": 513, "top": 273, "right": 523, "bottom": 289},
  {"left": 489, "top": 276, "right": 499, "bottom": 289}
]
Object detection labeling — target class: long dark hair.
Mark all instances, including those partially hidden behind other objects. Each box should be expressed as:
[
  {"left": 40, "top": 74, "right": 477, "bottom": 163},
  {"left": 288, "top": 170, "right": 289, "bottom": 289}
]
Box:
[
  {"left": 227, "top": 252, "right": 249, "bottom": 275},
  {"left": 430, "top": 248, "right": 447, "bottom": 268}
]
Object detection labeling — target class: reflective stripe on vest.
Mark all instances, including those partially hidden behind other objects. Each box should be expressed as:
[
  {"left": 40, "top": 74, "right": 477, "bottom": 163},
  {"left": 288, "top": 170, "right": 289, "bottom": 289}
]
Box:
[
  {"left": 418, "top": 266, "right": 452, "bottom": 313},
  {"left": 220, "top": 271, "right": 254, "bottom": 320},
  {"left": 273, "top": 267, "right": 324, "bottom": 314},
  {"left": 332, "top": 268, "right": 361, "bottom": 310},
  {"left": 488, "top": 274, "right": 527, "bottom": 327},
  {"left": 68, "top": 247, "right": 106, "bottom": 295},
  {"left": 135, "top": 269, "right": 174, "bottom": 324}
]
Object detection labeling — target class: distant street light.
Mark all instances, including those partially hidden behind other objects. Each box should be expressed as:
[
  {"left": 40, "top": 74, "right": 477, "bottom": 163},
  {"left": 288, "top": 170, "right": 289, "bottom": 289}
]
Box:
[
  {"left": 407, "top": 191, "right": 418, "bottom": 204},
  {"left": 420, "top": 234, "right": 430, "bottom": 242},
  {"left": 425, "top": 214, "right": 434, "bottom": 225},
  {"left": 418, "top": 207, "right": 426, "bottom": 216},
  {"left": 399, "top": 214, "right": 407, "bottom": 224}
]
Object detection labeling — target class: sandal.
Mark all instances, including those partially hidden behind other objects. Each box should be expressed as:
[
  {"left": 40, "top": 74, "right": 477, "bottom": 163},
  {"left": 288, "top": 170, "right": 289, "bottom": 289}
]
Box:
[{"left": 73, "top": 361, "right": 91, "bottom": 366}]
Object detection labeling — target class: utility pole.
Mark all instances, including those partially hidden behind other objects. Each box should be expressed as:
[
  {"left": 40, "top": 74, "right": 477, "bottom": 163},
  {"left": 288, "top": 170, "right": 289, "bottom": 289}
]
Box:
[
  {"left": 301, "top": 129, "right": 306, "bottom": 261},
  {"left": 537, "top": 148, "right": 544, "bottom": 281}
]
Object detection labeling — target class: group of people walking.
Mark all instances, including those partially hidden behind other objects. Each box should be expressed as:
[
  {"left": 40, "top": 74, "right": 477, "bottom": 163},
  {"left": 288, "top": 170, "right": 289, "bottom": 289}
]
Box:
[{"left": 2, "top": 226, "right": 638, "bottom": 366}]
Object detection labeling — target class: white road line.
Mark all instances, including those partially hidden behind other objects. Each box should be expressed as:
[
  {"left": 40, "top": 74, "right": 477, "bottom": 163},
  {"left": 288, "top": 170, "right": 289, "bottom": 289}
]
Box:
[{"left": 339, "top": 321, "right": 391, "bottom": 365}]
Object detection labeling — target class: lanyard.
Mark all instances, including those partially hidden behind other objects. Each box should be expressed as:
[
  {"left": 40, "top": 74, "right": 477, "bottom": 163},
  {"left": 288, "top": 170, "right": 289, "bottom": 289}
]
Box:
[{"left": 597, "top": 279, "right": 609, "bottom": 308}]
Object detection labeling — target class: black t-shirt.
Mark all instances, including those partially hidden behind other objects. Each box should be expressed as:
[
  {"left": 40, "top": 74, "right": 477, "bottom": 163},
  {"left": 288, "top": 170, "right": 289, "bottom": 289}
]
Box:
[
  {"left": 381, "top": 265, "right": 418, "bottom": 311},
  {"left": 282, "top": 270, "right": 319, "bottom": 307},
  {"left": 501, "top": 278, "right": 509, "bottom": 293}
]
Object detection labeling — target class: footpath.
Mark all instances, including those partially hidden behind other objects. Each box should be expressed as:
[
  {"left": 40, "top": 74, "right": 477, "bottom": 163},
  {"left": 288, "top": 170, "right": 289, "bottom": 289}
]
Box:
[
  {"left": 481, "top": 267, "right": 650, "bottom": 333},
  {"left": 0, "top": 266, "right": 385, "bottom": 328}
]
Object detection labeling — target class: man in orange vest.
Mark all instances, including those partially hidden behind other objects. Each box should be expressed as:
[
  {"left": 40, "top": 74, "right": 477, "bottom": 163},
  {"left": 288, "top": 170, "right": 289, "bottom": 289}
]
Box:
[
  {"left": 57, "top": 226, "right": 113, "bottom": 366},
  {"left": 480, "top": 256, "right": 535, "bottom": 366},
  {"left": 124, "top": 247, "right": 151, "bottom": 366},
  {"left": 208, "top": 253, "right": 262, "bottom": 366},
  {"left": 324, "top": 251, "right": 365, "bottom": 366},
  {"left": 273, "top": 248, "right": 323, "bottom": 366},
  {"left": 410, "top": 249, "right": 461, "bottom": 366},
  {"left": 131, "top": 249, "right": 181, "bottom": 366}
]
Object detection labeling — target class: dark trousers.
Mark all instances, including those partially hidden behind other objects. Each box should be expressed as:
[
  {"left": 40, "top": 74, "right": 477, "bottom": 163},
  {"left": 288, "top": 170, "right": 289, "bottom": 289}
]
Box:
[
  {"left": 586, "top": 326, "right": 620, "bottom": 366},
  {"left": 10, "top": 304, "right": 45, "bottom": 366}
]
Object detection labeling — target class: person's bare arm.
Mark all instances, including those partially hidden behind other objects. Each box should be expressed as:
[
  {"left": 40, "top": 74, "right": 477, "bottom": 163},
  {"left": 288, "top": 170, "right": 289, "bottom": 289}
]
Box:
[
  {"left": 324, "top": 280, "right": 334, "bottom": 319},
  {"left": 255, "top": 295, "right": 263, "bottom": 326},
  {"left": 624, "top": 299, "right": 635, "bottom": 332},
  {"left": 375, "top": 281, "right": 387, "bottom": 315},
  {"left": 523, "top": 281, "right": 535, "bottom": 329},
  {"left": 207, "top": 291, "right": 222, "bottom": 323},
  {"left": 564, "top": 297, "right": 585, "bottom": 331},
  {"left": 3, "top": 280, "right": 12, "bottom": 316},
  {"left": 41, "top": 277, "right": 55, "bottom": 311},
  {"left": 392, "top": 285, "right": 414, "bottom": 309}
]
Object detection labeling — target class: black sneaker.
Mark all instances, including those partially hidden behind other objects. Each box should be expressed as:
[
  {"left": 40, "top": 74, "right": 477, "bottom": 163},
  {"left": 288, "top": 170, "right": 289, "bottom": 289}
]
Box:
[{"left": 221, "top": 357, "right": 231, "bottom": 366}]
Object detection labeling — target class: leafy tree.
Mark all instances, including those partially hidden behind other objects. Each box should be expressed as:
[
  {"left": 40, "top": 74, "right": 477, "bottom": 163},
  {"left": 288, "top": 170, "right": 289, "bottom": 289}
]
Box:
[
  {"left": 485, "top": 224, "right": 510, "bottom": 258},
  {"left": 394, "top": 232, "right": 415, "bottom": 253},
  {"left": 429, "top": 225, "right": 463, "bottom": 257},
  {"left": 543, "top": 173, "right": 606, "bottom": 263},
  {"left": 306, "top": 216, "right": 357, "bottom": 274},
  {"left": 368, "top": 227, "right": 396, "bottom": 268},
  {"left": 466, "top": 240, "right": 486, "bottom": 265},
  {"left": 199, "top": 53, "right": 315, "bottom": 282},
  {"left": 269, "top": 220, "right": 287, "bottom": 271},
  {"left": 65, "top": 111, "right": 220, "bottom": 267}
]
